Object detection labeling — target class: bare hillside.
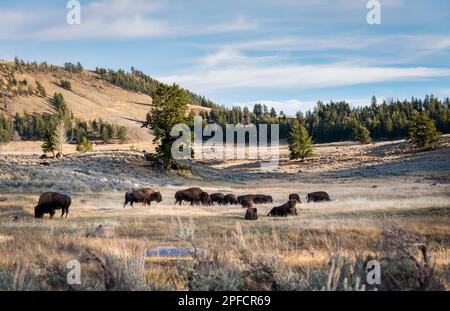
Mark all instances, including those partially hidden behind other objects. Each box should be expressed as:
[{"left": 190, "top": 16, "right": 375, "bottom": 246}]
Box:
[{"left": 0, "top": 61, "right": 210, "bottom": 143}]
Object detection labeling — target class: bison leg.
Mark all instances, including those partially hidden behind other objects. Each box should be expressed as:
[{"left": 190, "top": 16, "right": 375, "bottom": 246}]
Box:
[
  {"left": 65, "top": 208, "right": 69, "bottom": 218},
  {"left": 61, "top": 209, "right": 65, "bottom": 218},
  {"left": 49, "top": 209, "right": 56, "bottom": 219}
]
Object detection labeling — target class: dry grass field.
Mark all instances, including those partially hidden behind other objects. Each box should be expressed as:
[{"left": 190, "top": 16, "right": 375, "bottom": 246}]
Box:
[{"left": 0, "top": 138, "right": 449, "bottom": 291}]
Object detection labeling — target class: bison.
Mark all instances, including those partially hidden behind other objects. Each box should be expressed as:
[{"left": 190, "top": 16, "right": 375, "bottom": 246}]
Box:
[
  {"left": 35, "top": 192, "right": 72, "bottom": 219},
  {"left": 224, "top": 194, "right": 239, "bottom": 205},
  {"left": 244, "top": 207, "right": 258, "bottom": 220},
  {"left": 307, "top": 191, "right": 331, "bottom": 203},
  {"left": 268, "top": 199, "right": 298, "bottom": 217},
  {"left": 238, "top": 194, "right": 272, "bottom": 205},
  {"left": 239, "top": 195, "right": 254, "bottom": 208},
  {"left": 175, "top": 187, "right": 211, "bottom": 206},
  {"left": 289, "top": 193, "right": 301, "bottom": 203},
  {"left": 210, "top": 193, "right": 225, "bottom": 205},
  {"left": 124, "top": 188, "right": 162, "bottom": 208},
  {"left": 253, "top": 194, "right": 273, "bottom": 204}
]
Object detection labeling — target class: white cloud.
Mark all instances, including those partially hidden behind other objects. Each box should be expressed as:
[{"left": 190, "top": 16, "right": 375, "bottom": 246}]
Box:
[
  {"left": 0, "top": 1, "right": 258, "bottom": 40},
  {"left": 159, "top": 64, "right": 450, "bottom": 93}
]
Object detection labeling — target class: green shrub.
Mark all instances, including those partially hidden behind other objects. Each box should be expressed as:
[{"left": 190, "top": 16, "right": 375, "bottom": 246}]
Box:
[{"left": 76, "top": 137, "right": 94, "bottom": 152}]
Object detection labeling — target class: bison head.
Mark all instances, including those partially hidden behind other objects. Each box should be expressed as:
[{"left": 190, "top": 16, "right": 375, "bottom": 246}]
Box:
[
  {"left": 34, "top": 206, "right": 44, "bottom": 218},
  {"left": 200, "top": 192, "right": 211, "bottom": 205},
  {"left": 153, "top": 191, "right": 162, "bottom": 203}
]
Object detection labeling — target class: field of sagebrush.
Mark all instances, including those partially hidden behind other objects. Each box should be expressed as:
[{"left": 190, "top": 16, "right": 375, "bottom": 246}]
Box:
[{"left": 0, "top": 178, "right": 448, "bottom": 291}]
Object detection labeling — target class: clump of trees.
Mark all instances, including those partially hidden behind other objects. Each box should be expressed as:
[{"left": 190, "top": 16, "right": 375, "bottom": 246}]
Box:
[
  {"left": 289, "top": 123, "right": 315, "bottom": 161},
  {"left": 64, "top": 62, "right": 84, "bottom": 73},
  {"left": 408, "top": 111, "right": 442, "bottom": 150},
  {"left": 144, "top": 84, "right": 189, "bottom": 169},
  {"left": 0, "top": 114, "right": 13, "bottom": 143}
]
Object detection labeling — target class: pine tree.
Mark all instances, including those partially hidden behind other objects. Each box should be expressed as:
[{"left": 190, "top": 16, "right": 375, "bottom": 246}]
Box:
[
  {"left": 41, "top": 129, "right": 57, "bottom": 156},
  {"left": 76, "top": 137, "right": 94, "bottom": 152},
  {"left": 352, "top": 122, "right": 372, "bottom": 144},
  {"left": 289, "top": 124, "right": 315, "bottom": 161},
  {"left": 144, "top": 84, "right": 189, "bottom": 169},
  {"left": 270, "top": 107, "right": 277, "bottom": 118},
  {"left": 408, "top": 111, "right": 442, "bottom": 150}
]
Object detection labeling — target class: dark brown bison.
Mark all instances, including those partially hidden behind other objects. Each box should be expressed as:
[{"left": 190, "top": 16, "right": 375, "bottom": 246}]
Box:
[
  {"left": 253, "top": 194, "right": 273, "bottom": 204},
  {"left": 307, "top": 191, "right": 331, "bottom": 202},
  {"left": 238, "top": 194, "right": 272, "bottom": 205},
  {"left": 289, "top": 193, "right": 301, "bottom": 203},
  {"left": 268, "top": 199, "right": 298, "bottom": 217},
  {"left": 239, "top": 195, "right": 254, "bottom": 208},
  {"left": 210, "top": 193, "right": 225, "bottom": 205},
  {"left": 245, "top": 207, "right": 258, "bottom": 220},
  {"left": 224, "top": 194, "right": 239, "bottom": 205},
  {"left": 175, "top": 187, "right": 211, "bottom": 206},
  {"left": 124, "top": 188, "right": 162, "bottom": 208},
  {"left": 238, "top": 194, "right": 254, "bottom": 207},
  {"left": 35, "top": 192, "right": 72, "bottom": 219}
]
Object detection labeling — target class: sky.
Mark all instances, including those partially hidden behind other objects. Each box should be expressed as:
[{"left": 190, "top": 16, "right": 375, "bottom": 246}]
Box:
[{"left": 1, "top": 0, "right": 450, "bottom": 114}]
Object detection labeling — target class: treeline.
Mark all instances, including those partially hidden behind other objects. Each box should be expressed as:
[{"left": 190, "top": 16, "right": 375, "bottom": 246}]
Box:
[
  {"left": 298, "top": 96, "right": 449, "bottom": 142},
  {"left": 200, "top": 96, "right": 449, "bottom": 143},
  {"left": 94, "top": 66, "right": 216, "bottom": 108}
]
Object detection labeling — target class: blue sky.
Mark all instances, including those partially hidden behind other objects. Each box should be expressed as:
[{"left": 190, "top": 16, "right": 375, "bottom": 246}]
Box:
[{"left": 1, "top": 0, "right": 450, "bottom": 114}]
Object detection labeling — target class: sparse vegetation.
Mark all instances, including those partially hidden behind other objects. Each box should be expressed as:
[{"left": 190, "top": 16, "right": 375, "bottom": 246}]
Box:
[
  {"left": 35, "top": 81, "right": 47, "bottom": 97},
  {"left": 60, "top": 79, "right": 72, "bottom": 91}
]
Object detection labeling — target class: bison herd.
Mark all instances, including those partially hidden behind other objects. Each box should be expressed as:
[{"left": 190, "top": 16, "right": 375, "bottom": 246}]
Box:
[{"left": 33, "top": 188, "right": 332, "bottom": 221}]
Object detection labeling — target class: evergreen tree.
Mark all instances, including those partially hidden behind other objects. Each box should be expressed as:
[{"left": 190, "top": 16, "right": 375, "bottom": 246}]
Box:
[
  {"left": 270, "top": 107, "right": 277, "bottom": 118},
  {"left": 352, "top": 122, "right": 372, "bottom": 144},
  {"left": 41, "top": 128, "right": 57, "bottom": 156},
  {"left": 76, "top": 137, "right": 94, "bottom": 152},
  {"left": 144, "top": 84, "right": 189, "bottom": 169},
  {"left": 289, "top": 124, "right": 315, "bottom": 161},
  {"left": 408, "top": 111, "right": 442, "bottom": 149}
]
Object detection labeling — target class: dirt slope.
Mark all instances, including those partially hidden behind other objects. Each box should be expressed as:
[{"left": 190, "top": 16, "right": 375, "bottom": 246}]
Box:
[{"left": 0, "top": 61, "right": 210, "bottom": 143}]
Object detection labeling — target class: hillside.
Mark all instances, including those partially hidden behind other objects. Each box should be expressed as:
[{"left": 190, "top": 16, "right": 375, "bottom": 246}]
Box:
[{"left": 0, "top": 60, "right": 210, "bottom": 144}]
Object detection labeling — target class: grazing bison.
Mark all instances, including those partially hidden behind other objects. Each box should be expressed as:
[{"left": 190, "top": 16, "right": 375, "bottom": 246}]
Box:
[
  {"left": 35, "top": 192, "right": 72, "bottom": 219},
  {"left": 289, "top": 193, "right": 301, "bottom": 203},
  {"left": 239, "top": 194, "right": 272, "bottom": 205},
  {"left": 124, "top": 188, "right": 162, "bottom": 208},
  {"left": 175, "top": 187, "right": 211, "bottom": 206},
  {"left": 244, "top": 207, "right": 258, "bottom": 220},
  {"left": 253, "top": 194, "right": 273, "bottom": 204},
  {"left": 307, "top": 191, "right": 331, "bottom": 203},
  {"left": 210, "top": 193, "right": 225, "bottom": 205},
  {"left": 224, "top": 194, "right": 239, "bottom": 205},
  {"left": 268, "top": 200, "right": 298, "bottom": 217}
]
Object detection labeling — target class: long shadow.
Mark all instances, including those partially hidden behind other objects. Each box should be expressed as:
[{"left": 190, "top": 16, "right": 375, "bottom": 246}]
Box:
[
  {"left": 305, "top": 206, "right": 449, "bottom": 221},
  {"left": 120, "top": 117, "right": 146, "bottom": 125},
  {"left": 128, "top": 101, "right": 153, "bottom": 107}
]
